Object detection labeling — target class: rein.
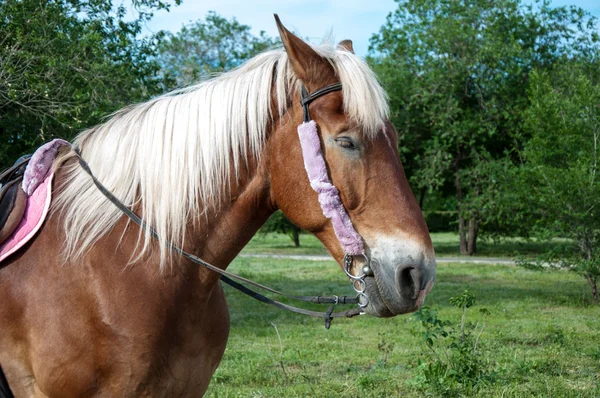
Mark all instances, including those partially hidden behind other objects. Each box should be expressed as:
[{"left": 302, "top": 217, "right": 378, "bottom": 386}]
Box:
[{"left": 73, "top": 81, "right": 369, "bottom": 329}]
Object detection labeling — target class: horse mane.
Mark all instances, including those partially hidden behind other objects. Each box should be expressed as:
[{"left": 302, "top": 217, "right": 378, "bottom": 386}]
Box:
[{"left": 52, "top": 44, "right": 389, "bottom": 269}]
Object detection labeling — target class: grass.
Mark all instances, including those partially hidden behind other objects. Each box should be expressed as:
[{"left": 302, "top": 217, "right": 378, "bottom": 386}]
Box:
[
  {"left": 205, "top": 255, "right": 600, "bottom": 397},
  {"left": 243, "top": 232, "right": 565, "bottom": 258}
]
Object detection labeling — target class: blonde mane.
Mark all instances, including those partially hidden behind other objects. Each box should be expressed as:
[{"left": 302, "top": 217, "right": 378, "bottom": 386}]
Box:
[{"left": 52, "top": 44, "right": 389, "bottom": 268}]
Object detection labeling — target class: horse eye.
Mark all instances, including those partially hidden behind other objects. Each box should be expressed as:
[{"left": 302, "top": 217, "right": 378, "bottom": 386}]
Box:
[{"left": 335, "top": 137, "right": 356, "bottom": 149}]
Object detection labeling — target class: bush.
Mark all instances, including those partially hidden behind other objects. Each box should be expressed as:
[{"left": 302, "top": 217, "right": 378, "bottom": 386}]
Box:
[{"left": 407, "top": 290, "right": 494, "bottom": 396}]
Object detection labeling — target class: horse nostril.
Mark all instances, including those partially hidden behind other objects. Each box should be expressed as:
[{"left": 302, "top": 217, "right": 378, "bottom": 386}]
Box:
[{"left": 397, "top": 266, "right": 422, "bottom": 300}]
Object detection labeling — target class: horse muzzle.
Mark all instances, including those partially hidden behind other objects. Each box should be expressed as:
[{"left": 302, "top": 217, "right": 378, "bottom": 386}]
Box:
[{"left": 358, "top": 237, "right": 436, "bottom": 317}]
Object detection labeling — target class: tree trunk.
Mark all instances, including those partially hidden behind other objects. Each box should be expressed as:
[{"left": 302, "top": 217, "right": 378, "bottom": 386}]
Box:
[
  {"left": 292, "top": 228, "right": 300, "bottom": 247},
  {"left": 459, "top": 216, "right": 468, "bottom": 255},
  {"left": 467, "top": 217, "right": 478, "bottom": 255},
  {"left": 418, "top": 186, "right": 427, "bottom": 210},
  {"left": 586, "top": 274, "right": 598, "bottom": 305},
  {"left": 455, "top": 149, "right": 468, "bottom": 255},
  {"left": 581, "top": 239, "right": 597, "bottom": 304}
]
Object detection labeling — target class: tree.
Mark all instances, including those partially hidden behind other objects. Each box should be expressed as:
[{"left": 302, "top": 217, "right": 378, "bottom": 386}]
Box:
[
  {"left": 260, "top": 211, "right": 302, "bottom": 247},
  {"left": 517, "top": 64, "right": 600, "bottom": 304},
  {"left": 0, "top": 0, "right": 177, "bottom": 169},
  {"left": 156, "top": 12, "right": 276, "bottom": 89},
  {"left": 369, "top": 0, "right": 599, "bottom": 254}
]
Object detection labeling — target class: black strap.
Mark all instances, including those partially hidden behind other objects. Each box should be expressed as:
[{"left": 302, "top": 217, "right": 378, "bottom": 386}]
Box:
[
  {"left": 220, "top": 276, "right": 361, "bottom": 329},
  {"left": 300, "top": 82, "right": 342, "bottom": 123},
  {"left": 73, "top": 149, "right": 362, "bottom": 325},
  {"left": 0, "top": 366, "right": 13, "bottom": 398}
]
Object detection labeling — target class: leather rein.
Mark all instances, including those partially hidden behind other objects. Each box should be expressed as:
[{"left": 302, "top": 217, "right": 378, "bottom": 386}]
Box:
[{"left": 74, "top": 81, "right": 367, "bottom": 329}]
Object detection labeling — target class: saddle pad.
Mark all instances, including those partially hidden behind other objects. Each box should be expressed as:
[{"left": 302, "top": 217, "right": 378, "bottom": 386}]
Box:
[
  {"left": 0, "top": 139, "right": 69, "bottom": 263},
  {"left": 0, "top": 170, "right": 54, "bottom": 263}
]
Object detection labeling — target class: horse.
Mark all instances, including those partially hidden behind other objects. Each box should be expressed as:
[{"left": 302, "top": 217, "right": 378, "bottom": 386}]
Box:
[{"left": 0, "top": 16, "right": 436, "bottom": 397}]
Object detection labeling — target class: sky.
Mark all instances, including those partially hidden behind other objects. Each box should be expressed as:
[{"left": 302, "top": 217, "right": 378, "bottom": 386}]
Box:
[{"left": 144, "top": 0, "right": 600, "bottom": 57}]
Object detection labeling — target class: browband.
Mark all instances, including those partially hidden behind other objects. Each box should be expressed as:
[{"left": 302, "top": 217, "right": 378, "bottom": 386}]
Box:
[{"left": 300, "top": 83, "right": 343, "bottom": 122}]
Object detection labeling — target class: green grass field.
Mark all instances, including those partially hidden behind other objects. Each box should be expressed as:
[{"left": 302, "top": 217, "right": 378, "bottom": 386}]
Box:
[
  {"left": 205, "top": 243, "right": 600, "bottom": 397},
  {"left": 244, "top": 232, "right": 566, "bottom": 258}
]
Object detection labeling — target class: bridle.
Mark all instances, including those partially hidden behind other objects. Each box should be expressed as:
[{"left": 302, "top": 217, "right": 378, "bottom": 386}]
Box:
[
  {"left": 297, "top": 82, "right": 372, "bottom": 310},
  {"left": 73, "top": 81, "right": 371, "bottom": 329}
]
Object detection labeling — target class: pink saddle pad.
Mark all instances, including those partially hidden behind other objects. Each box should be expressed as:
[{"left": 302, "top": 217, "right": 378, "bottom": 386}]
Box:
[
  {"left": 0, "top": 171, "right": 54, "bottom": 263},
  {"left": 0, "top": 139, "right": 69, "bottom": 263}
]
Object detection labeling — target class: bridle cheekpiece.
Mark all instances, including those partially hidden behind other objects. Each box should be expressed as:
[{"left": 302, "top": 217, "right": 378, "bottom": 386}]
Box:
[{"left": 297, "top": 82, "right": 371, "bottom": 311}]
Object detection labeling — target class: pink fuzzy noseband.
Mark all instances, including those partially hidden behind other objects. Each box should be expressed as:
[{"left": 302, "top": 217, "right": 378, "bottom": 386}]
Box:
[{"left": 297, "top": 121, "right": 364, "bottom": 256}]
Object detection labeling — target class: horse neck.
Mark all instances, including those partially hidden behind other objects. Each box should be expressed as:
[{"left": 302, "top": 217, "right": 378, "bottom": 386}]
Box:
[
  {"left": 187, "top": 95, "right": 286, "bottom": 282},
  {"left": 186, "top": 158, "right": 275, "bottom": 284}
]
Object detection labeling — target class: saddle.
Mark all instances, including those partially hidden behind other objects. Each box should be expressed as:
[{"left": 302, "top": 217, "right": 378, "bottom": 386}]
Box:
[{"left": 0, "top": 156, "right": 31, "bottom": 245}]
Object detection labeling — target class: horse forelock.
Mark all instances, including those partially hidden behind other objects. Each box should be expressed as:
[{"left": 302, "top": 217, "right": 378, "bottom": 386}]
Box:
[{"left": 52, "top": 43, "right": 389, "bottom": 269}]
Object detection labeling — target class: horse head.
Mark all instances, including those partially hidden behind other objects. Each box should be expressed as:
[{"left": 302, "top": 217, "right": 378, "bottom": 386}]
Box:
[{"left": 268, "top": 17, "right": 436, "bottom": 317}]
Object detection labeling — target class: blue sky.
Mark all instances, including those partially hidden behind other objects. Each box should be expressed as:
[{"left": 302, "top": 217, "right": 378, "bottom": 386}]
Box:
[{"left": 144, "top": 0, "right": 600, "bottom": 56}]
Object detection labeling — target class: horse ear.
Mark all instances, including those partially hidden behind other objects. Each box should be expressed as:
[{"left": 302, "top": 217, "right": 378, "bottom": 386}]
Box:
[
  {"left": 274, "top": 14, "right": 333, "bottom": 83},
  {"left": 338, "top": 40, "right": 354, "bottom": 54}
]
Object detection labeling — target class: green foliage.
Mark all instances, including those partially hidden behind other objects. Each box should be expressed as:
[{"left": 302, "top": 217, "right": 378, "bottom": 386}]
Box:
[
  {"left": 156, "top": 11, "right": 276, "bottom": 89},
  {"left": 377, "top": 331, "right": 395, "bottom": 366},
  {"left": 369, "top": 0, "right": 600, "bottom": 254},
  {"left": 260, "top": 211, "right": 302, "bottom": 247},
  {"left": 514, "top": 64, "right": 600, "bottom": 304},
  {"left": 449, "top": 289, "right": 475, "bottom": 309},
  {"left": 411, "top": 306, "right": 451, "bottom": 347},
  {"left": 408, "top": 292, "right": 492, "bottom": 396},
  {"left": 0, "top": 0, "right": 176, "bottom": 168}
]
